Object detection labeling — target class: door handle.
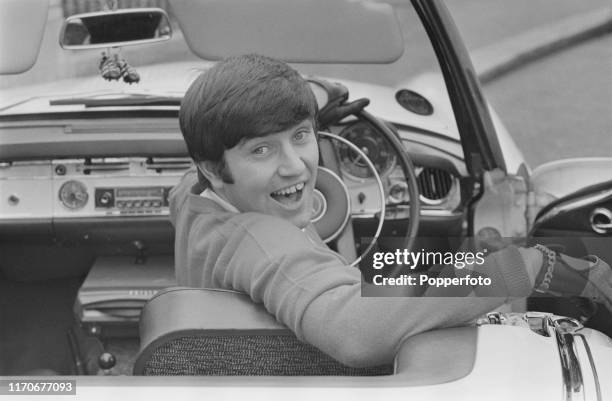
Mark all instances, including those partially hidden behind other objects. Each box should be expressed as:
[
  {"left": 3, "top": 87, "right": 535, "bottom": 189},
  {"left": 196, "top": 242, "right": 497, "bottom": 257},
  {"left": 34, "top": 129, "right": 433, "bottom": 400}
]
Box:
[{"left": 590, "top": 207, "right": 612, "bottom": 234}]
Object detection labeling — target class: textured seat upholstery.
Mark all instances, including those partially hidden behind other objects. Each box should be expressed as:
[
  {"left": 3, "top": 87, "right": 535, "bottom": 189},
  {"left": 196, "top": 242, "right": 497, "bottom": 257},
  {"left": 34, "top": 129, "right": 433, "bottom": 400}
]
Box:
[{"left": 133, "top": 287, "right": 393, "bottom": 376}]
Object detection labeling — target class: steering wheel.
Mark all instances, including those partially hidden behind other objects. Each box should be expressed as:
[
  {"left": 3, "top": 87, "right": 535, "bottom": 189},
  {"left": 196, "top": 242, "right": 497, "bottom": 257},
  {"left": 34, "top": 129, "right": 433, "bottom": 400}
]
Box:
[{"left": 312, "top": 108, "right": 420, "bottom": 269}]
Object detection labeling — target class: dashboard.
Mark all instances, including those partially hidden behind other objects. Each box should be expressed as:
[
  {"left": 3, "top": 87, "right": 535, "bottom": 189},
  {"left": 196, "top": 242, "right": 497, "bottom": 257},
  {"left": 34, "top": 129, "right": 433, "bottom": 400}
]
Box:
[
  {"left": 0, "top": 116, "right": 466, "bottom": 246},
  {"left": 0, "top": 157, "right": 187, "bottom": 221},
  {"left": 329, "top": 119, "right": 463, "bottom": 220}
]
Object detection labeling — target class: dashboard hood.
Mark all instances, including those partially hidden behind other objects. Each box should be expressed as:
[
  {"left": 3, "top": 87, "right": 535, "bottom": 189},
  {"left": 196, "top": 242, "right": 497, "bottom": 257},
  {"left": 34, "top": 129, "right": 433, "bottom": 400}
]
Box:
[{"left": 0, "top": 61, "right": 461, "bottom": 141}]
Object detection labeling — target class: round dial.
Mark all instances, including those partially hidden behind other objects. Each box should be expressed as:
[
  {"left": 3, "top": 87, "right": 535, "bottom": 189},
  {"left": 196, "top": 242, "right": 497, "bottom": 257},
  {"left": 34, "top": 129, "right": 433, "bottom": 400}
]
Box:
[
  {"left": 59, "top": 180, "right": 89, "bottom": 210},
  {"left": 337, "top": 121, "right": 396, "bottom": 179}
]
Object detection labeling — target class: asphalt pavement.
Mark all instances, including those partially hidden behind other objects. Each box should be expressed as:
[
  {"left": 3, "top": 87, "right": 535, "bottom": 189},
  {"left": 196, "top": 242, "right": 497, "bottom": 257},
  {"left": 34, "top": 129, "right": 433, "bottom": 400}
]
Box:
[
  {"left": 483, "top": 33, "right": 612, "bottom": 167},
  {"left": 471, "top": 5, "right": 612, "bottom": 83},
  {"left": 445, "top": 0, "right": 610, "bottom": 52}
]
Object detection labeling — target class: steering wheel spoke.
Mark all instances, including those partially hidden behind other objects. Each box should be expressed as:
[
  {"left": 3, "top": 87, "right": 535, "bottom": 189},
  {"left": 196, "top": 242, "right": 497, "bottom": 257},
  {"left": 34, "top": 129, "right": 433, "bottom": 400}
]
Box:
[
  {"left": 315, "top": 132, "right": 386, "bottom": 267},
  {"left": 314, "top": 120, "right": 420, "bottom": 271}
]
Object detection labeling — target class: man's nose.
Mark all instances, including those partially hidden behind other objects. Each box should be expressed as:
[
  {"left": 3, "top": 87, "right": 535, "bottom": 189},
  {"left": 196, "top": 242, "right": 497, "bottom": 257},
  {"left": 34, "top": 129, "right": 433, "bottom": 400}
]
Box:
[{"left": 278, "top": 145, "right": 306, "bottom": 176}]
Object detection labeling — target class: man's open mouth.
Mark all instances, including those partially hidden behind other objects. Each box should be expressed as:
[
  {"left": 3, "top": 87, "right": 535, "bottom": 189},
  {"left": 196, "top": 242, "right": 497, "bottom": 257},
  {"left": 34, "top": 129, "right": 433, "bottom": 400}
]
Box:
[{"left": 270, "top": 182, "right": 305, "bottom": 205}]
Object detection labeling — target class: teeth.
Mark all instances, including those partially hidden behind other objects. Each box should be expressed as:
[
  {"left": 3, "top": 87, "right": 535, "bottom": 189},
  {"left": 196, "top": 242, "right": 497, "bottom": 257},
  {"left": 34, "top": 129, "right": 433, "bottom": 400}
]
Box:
[{"left": 272, "top": 182, "right": 305, "bottom": 196}]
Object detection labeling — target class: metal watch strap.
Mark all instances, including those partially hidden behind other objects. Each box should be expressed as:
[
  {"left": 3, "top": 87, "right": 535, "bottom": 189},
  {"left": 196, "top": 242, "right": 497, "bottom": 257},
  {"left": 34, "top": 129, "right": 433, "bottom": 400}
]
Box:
[{"left": 534, "top": 244, "right": 556, "bottom": 293}]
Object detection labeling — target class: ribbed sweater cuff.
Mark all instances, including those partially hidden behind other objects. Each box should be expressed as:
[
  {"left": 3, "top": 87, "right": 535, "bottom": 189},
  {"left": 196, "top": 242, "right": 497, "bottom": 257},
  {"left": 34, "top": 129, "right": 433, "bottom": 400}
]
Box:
[{"left": 488, "top": 245, "right": 533, "bottom": 298}]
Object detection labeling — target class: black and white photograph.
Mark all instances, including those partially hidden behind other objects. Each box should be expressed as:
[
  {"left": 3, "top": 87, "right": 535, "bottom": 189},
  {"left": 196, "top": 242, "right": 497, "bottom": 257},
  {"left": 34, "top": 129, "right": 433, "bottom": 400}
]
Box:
[{"left": 1, "top": 0, "right": 611, "bottom": 399}]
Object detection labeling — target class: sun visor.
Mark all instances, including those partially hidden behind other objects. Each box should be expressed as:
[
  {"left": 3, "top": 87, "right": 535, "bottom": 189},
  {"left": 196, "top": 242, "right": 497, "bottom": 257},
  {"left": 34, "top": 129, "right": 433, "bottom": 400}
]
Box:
[
  {"left": 0, "top": 0, "right": 49, "bottom": 74},
  {"left": 169, "top": 0, "right": 404, "bottom": 64}
]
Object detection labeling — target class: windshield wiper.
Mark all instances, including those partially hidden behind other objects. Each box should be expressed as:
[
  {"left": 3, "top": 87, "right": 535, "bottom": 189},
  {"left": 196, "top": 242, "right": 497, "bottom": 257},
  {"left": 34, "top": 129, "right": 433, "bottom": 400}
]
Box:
[{"left": 49, "top": 93, "right": 182, "bottom": 108}]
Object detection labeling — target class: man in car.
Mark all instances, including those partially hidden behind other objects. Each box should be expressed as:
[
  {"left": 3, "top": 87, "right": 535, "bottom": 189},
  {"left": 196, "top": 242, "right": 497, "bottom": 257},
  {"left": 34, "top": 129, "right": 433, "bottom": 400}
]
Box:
[{"left": 170, "top": 54, "right": 612, "bottom": 367}]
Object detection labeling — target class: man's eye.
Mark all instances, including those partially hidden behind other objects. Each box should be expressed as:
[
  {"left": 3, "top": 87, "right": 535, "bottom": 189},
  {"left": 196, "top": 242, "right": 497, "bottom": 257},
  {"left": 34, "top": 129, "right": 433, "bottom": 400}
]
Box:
[
  {"left": 252, "top": 146, "right": 269, "bottom": 155},
  {"left": 294, "top": 130, "right": 310, "bottom": 142}
]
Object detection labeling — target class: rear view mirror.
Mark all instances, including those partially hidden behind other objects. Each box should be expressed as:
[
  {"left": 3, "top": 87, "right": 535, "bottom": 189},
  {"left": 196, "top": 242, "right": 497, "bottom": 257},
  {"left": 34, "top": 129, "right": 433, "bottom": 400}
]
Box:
[{"left": 59, "top": 8, "right": 172, "bottom": 50}]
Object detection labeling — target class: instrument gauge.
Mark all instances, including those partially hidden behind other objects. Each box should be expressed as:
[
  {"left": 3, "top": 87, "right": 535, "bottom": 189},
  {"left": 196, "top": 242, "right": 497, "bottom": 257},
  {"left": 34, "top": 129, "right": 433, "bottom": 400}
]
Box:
[
  {"left": 337, "top": 121, "right": 396, "bottom": 179},
  {"left": 59, "top": 180, "right": 89, "bottom": 210}
]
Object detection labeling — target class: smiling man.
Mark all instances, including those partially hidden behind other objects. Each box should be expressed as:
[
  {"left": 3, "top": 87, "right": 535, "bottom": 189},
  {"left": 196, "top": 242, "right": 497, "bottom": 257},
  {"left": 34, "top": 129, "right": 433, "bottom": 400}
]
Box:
[
  {"left": 170, "top": 54, "right": 612, "bottom": 368},
  {"left": 205, "top": 118, "right": 318, "bottom": 229}
]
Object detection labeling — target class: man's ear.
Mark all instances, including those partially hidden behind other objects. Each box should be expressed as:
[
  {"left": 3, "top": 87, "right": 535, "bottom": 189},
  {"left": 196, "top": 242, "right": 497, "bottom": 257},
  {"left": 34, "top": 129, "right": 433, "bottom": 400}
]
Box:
[{"left": 196, "top": 161, "right": 225, "bottom": 189}]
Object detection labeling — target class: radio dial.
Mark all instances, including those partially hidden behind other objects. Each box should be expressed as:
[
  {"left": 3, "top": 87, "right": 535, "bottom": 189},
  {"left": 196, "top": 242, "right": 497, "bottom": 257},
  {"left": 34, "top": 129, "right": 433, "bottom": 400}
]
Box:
[{"left": 99, "top": 191, "right": 113, "bottom": 206}]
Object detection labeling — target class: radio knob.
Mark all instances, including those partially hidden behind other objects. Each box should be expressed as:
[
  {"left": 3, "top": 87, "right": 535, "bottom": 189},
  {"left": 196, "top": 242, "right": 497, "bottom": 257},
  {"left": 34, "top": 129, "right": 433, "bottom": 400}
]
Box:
[{"left": 99, "top": 191, "right": 113, "bottom": 206}]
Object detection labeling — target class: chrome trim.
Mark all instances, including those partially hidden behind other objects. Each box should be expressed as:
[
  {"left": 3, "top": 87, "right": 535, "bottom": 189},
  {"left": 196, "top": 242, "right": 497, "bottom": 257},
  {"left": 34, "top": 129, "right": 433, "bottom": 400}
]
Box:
[
  {"left": 418, "top": 195, "right": 447, "bottom": 206},
  {"left": 575, "top": 333, "right": 602, "bottom": 401},
  {"left": 589, "top": 207, "right": 612, "bottom": 235},
  {"left": 315, "top": 166, "right": 351, "bottom": 244},
  {"left": 477, "top": 313, "right": 598, "bottom": 401},
  {"left": 310, "top": 189, "right": 327, "bottom": 224},
  {"left": 537, "top": 189, "right": 612, "bottom": 225},
  {"left": 547, "top": 317, "right": 585, "bottom": 401},
  {"left": 0, "top": 176, "right": 52, "bottom": 181},
  {"left": 318, "top": 132, "right": 385, "bottom": 268},
  {"left": 523, "top": 311, "right": 552, "bottom": 337},
  {"left": 145, "top": 163, "right": 192, "bottom": 170},
  {"left": 352, "top": 208, "right": 462, "bottom": 219},
  {"left": 486, "top": 312, "right": 502, "bottom": 325}
]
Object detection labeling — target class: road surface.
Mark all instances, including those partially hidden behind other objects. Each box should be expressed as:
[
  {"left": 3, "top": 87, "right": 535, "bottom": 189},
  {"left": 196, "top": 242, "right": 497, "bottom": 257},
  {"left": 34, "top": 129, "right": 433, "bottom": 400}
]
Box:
[{"left": 483, "top": 33, "right": 612, "bottom": 167}]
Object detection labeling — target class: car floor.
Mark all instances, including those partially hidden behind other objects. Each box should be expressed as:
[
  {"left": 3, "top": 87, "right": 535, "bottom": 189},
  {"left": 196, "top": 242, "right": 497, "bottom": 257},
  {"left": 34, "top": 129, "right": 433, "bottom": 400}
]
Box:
[{"left": 0, "top": 275, "right": 82, "bottom": 375}]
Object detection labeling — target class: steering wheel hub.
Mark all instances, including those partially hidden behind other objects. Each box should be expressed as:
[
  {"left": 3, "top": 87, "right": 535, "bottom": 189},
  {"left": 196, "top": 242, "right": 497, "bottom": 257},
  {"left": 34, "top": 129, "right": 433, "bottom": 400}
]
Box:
[
  {"left": 312, "top": 167, "right": 350, "bottom": 242},
  {"left": 310, "top": 189, "right": 328, "bottom": 223}
]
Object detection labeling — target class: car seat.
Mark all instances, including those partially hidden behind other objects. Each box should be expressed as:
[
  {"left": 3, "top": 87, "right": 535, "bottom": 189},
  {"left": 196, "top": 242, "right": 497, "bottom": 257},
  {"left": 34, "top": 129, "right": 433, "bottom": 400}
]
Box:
[{"left": 133, "top": 287, "right": 393, "bottom": 375}]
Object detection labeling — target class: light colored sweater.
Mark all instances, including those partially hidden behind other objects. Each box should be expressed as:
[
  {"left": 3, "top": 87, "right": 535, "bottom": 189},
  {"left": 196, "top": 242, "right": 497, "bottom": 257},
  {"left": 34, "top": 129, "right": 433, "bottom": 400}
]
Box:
[{"left": 169, "top": 171, "right": 533, "bottom": 367}]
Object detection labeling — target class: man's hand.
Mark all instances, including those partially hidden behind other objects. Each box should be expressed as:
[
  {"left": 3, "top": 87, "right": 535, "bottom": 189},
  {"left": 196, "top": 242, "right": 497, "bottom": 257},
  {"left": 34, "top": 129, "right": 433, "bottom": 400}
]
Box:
[
  {"left": 318, "top": 98, "right": 370, "bottom": 128},
  {"left": 542, "top": 252, "right": 612, "bottom": 313},
  {"left": 310, "top": 78, "right": 370, "bottom": 128}
]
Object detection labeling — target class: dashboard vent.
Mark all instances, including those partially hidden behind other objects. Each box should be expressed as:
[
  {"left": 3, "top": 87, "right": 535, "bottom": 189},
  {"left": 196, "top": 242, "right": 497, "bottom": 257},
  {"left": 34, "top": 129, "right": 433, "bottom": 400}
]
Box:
[
  {"left": 146, "top": 157, "right": 193, "bottom": 172},
  {"left": 417, "top": 168, "right": 453, "bottom": 202},
  {"left": 83, "top": 158, "right": 130, "bottom": 174}
]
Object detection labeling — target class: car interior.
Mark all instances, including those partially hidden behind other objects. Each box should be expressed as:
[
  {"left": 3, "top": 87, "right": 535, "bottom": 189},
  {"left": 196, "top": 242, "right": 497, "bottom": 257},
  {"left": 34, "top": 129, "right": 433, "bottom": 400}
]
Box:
[
  {"left": 1, "top": 0, "right": 610, "bottom": 379},
  {"left": 0, "top": 92, "right": 472, "bottom": 375}
]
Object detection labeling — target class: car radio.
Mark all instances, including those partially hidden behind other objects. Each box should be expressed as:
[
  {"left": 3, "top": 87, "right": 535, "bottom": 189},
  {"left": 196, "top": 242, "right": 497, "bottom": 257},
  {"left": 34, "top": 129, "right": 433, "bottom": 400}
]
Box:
[{"left": 94, "top": 186, "right": 173, "bottom": 214}]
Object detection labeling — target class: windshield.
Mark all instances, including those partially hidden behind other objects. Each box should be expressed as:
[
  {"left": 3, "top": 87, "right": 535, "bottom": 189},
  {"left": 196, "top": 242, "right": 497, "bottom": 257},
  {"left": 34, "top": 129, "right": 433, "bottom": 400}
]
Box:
[
  {"left": 1, "top": 0, "right": 610, "bottom": 169},
  {"left": 0, "top": 2, "right": 442, "bottom": 93}
]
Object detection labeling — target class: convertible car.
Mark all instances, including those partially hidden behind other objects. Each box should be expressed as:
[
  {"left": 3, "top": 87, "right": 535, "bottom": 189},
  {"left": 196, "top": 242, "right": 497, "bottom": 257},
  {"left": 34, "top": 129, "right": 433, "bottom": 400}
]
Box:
[{"left": 1, "top": 0, "right": 611, "bottom": 399}]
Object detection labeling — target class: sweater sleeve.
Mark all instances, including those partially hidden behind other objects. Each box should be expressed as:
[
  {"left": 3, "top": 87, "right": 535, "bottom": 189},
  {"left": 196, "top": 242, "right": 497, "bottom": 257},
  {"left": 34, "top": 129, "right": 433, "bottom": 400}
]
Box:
[{"left": 212, "top": 213, "right": 533, "bottom": 368}]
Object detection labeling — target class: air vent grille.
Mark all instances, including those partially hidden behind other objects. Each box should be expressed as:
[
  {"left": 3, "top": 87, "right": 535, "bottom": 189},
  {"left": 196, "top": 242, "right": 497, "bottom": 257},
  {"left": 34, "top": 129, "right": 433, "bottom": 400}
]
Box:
[
  {"left": 417, "top": 168, "right": 453, "bottom": 202},
  {"left": 146, "top": 157, "right": 193, "bottom": 172},
  {"left": 83, "top": 158, "right": 130, "bottom": 174}
]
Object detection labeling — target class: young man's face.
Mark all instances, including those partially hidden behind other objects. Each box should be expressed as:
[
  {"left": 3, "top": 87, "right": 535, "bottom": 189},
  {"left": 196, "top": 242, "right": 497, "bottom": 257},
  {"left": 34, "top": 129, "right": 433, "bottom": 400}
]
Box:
[{"left": 205, "top": 119, "right": 319, "bottom": 228}]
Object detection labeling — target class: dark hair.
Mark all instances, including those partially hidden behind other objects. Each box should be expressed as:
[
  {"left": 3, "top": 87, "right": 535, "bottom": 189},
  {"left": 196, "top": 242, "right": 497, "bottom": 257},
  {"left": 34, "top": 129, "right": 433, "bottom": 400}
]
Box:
[{"left": 179, "top": 54, "right": 318, "bottom": 183}]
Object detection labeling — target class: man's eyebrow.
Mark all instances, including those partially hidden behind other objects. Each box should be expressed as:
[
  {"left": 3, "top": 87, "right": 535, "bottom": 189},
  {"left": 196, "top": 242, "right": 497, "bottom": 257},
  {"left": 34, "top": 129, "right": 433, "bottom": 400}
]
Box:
[
  {"left": 297, "top": 121, "right": 314, "bottom": 129},
  {"left": 237, "top": 136, "right": 266, "bottom": 149}
]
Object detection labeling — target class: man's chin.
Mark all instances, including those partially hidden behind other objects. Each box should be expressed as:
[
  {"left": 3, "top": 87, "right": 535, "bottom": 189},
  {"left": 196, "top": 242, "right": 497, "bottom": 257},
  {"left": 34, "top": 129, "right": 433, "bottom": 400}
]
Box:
[
  {"left": 283, "top": 207, "right": 313, "bottom": 229},
  {"left": 287, "top": 213, "right": 310, "bottom": 229}
]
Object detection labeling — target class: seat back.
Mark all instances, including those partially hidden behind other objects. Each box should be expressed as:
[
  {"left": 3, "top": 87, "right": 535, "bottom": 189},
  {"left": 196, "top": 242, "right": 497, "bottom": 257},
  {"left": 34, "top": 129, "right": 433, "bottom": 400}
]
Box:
[{"left": 133, "top": 287, "right": 392, "bottom": 376}]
